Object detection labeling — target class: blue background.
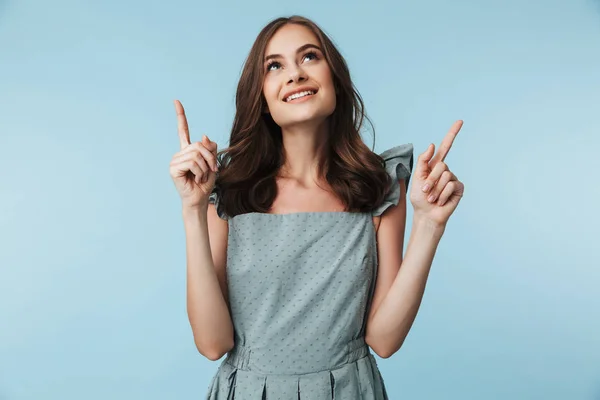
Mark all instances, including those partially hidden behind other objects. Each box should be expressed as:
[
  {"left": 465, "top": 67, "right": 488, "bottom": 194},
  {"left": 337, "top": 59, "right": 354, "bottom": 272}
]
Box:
[{"left": 1, "top": 0, "right": 599, "bottom": 398}]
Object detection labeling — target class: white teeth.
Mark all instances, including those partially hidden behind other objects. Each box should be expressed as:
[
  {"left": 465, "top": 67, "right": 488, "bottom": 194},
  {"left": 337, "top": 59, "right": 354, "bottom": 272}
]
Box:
[{"left": 285, "top": 90, "right": 315, "bottom": 102}]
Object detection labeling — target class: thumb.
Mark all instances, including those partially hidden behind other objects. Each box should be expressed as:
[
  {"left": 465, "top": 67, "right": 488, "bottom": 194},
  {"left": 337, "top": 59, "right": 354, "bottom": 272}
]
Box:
[
  {"left": 202, "top": 135, "right": 217, "bottom": 152},
  {"left": 416, "top": 143, "right": 435, "bottom": 179}
]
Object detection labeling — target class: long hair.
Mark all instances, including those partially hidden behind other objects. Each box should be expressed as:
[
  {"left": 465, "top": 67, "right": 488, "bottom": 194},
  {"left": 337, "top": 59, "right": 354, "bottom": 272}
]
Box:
[{"left": 214, "top": 15, "right": 393, "bottom": 218}]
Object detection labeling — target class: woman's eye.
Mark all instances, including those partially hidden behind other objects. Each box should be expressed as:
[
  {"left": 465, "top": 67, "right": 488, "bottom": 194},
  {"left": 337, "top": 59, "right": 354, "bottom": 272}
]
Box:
[
  {"left": 267, "top": 62, "right": 281, "bottom": 72},
  {"left": 303, "top": 52, "right": 318, "bottom": 62}
]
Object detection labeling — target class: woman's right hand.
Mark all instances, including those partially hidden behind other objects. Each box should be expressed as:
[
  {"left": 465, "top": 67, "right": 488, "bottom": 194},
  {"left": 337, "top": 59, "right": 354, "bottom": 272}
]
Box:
[{"left": 169, "top": 100, "right": 219, "bottom": 210}]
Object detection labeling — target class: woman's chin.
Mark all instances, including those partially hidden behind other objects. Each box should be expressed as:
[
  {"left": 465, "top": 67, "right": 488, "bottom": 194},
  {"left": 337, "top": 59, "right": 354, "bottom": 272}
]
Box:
[
  {"left": 277, "top": 117, "right": 327, "bottom": 130},
  {"left": 274, "top": 111, "right": 334, "bottom": 130}
]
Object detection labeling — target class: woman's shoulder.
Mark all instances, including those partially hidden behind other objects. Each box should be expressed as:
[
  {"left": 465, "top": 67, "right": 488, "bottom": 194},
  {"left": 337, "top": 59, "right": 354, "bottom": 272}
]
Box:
[
  {"left": 371, "top": 143, "right": 414, "bottom": 217},
  {"left": 208, "top": 183, "right": 229, "bottom": 221}
]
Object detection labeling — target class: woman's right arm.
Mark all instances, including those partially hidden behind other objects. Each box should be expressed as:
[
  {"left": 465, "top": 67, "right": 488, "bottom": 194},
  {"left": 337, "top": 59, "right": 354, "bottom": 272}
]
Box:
[
  {"left": 170, "top": 100, "right": 233, "bottom": 361},
  {"left": 182, "top": 202, "right": 234, "bottom": 361}
]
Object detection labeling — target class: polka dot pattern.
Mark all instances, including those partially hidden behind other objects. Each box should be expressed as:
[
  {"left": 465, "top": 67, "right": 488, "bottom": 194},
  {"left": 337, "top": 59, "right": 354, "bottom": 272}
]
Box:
[{"left": 206, "top": 144, "right": 413, "bottom": 399}]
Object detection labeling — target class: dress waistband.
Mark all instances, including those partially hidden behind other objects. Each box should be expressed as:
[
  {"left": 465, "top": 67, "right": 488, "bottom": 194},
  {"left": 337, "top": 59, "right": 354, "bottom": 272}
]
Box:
[{"left": 224, "top": 336, "right": 369, "bottom": 375}]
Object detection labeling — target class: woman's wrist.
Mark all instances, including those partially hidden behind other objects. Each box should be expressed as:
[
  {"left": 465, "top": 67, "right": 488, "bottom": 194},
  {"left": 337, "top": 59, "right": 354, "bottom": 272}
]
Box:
[
  {"left": 412, "top": 212, "right": 446, "bottom": 239},
  {"left": 182, "top": 202, "right": 209, "bottom": 218}
]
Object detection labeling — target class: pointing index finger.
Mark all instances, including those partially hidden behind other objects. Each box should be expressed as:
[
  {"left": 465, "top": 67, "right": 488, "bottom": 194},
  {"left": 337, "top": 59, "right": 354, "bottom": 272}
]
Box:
[
  {"left": 432, "top": 120, "right": 462, "bottom": 165},
  {"left": 174, "top": 100, "right": 191, "bottom": 150}
]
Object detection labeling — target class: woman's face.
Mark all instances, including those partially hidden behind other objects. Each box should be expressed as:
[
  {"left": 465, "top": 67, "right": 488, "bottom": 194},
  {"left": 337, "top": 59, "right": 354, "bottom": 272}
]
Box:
[{"left": 262, "top": 24, "right": 336, "bottom": 129}]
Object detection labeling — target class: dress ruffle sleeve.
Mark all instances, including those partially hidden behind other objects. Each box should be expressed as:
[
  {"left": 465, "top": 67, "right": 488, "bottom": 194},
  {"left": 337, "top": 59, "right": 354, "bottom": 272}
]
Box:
[
  {"left": 371, "top": 143, "right": 414, "bottom": 217},
  {"left": 208, "top": 184, "right": 229, "bottom": 221}
]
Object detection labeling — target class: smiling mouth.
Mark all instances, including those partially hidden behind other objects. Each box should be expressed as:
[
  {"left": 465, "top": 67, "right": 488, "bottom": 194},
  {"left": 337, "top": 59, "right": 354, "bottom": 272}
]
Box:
[{"left": 284, "top": 90, "right": 318, "bottom": 102}]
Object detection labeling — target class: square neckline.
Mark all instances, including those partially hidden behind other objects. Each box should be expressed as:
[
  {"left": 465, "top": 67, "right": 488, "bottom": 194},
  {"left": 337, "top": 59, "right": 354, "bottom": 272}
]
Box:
[
  {"left": 228, "top": 211, "right": 380, "bottom": 235},
  {"left": 230, "top": 210, "right": 373, "bottom": 220}
]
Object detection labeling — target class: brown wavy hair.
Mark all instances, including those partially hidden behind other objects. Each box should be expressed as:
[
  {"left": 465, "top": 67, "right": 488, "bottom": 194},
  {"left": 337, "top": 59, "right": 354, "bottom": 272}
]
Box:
[{"left": 214, "top": 15, "right": 393, "bottom": 218}]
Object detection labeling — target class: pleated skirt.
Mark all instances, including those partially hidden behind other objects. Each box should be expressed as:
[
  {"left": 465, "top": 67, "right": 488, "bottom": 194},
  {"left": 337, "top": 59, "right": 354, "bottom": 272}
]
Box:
[{"left": 206, "top": 343, "right": 389, "bottom": 399}]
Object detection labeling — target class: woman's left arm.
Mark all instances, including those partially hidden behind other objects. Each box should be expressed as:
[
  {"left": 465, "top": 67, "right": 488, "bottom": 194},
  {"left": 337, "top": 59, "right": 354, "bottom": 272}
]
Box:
[{"left": 365, "top": 121, "right": 465, "bottom": 358}]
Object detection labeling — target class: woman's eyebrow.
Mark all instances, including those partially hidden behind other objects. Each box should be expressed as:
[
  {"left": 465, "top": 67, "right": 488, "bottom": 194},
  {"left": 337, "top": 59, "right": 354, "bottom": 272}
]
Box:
[{"left": 264, "top": 44, "right": 322, "bottom": 62}]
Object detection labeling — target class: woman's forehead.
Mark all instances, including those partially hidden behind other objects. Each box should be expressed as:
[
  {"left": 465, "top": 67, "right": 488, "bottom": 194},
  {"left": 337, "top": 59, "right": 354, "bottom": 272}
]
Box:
[{"left": 265, "top": 24, "right": 320, "bottom": 55}]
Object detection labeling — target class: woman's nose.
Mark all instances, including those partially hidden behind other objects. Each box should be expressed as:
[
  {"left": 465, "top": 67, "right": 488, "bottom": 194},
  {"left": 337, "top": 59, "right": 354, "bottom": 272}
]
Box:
[{"left": 288, "top": 65, "right": 307, "bottom": 83}]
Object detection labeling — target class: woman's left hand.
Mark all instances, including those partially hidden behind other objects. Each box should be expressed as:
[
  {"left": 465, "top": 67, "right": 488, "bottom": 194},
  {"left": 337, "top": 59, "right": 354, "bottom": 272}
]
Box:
[{"left": 409, "top": 120, "right": 465, "bottom": 228}]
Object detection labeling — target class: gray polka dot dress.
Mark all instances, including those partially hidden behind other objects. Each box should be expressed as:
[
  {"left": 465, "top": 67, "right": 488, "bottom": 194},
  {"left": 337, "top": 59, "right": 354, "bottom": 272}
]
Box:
[{"left": 206, "top": 144, "right": 413, "bottom": 399}]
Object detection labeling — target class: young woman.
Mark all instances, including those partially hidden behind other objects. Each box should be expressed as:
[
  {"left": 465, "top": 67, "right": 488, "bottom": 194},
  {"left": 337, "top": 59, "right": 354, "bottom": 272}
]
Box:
[{"left": 169, "top": 15, "right": 464, "bottom": 400}]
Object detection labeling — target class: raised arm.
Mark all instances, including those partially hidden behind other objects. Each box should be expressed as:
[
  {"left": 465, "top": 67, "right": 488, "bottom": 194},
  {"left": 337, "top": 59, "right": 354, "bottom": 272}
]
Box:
[
  {"left": 170, "top": 100, "right": 234, "bottom": 360},
  {"left": 365, "top": 121, "right": 465, "bottom": 358}
]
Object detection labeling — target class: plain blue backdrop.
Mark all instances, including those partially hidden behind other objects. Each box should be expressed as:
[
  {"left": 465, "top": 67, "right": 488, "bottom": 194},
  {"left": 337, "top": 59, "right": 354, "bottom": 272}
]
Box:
[{"left": 1, "top": 0, "right": 599, "bottom": 399}]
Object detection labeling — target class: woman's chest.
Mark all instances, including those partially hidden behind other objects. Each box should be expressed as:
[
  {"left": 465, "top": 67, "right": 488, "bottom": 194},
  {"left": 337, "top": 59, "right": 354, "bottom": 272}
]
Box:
[{"left": 225, "top": 213, "right": 377, "bottom": 286}]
